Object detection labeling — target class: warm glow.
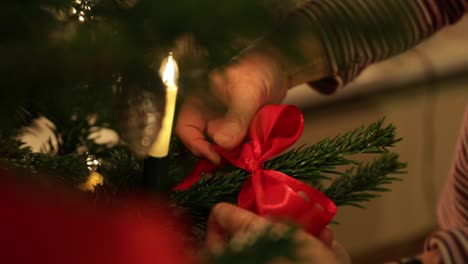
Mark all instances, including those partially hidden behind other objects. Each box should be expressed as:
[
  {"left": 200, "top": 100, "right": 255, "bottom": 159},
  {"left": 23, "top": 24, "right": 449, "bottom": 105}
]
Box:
[
  {"left": 159, "top": 53, "right": 179, "bottom": 88},
  {"left": 73, "top": 0, "right": 92, "bottom": 23},
  {"left": 79, "top": 172, "right": 104, "bottom": 192}
]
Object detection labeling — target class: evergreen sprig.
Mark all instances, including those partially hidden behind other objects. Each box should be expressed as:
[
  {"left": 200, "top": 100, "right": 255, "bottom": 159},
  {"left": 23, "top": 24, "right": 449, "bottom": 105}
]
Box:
[
  {"left": 171, "top": 168, "right": 246, "bottom": 239},
  {"left": 324, "top": 153, "right": 406, "bottom": 207},
  {"left": 267, "top": 119, "right": 401, "bottom": 182},
  {"left": 0, "top": 131, "right": 143, "bottom": 194},
  {"left": 0, "top": 141, "right": 89, "bottom": 187},
  {"left": 93, "top": 146, "right": 141, "bottom": 195},
  {"left": 0, "top": 133, "right": 88, "bottom": 181}
]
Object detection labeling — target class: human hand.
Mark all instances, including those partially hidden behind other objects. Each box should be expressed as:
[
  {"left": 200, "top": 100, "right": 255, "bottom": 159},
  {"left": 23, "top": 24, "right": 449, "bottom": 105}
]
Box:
[
  {"left": 176, "top": 49, "right": 289, "bottom": 164},
  {"left": 205, "top": 202, "right": 348, "bottom": 264}
]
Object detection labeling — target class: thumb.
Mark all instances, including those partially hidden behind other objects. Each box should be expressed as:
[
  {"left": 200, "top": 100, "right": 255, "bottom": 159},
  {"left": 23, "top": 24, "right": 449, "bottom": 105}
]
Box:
[{"left": 210, "top": 97, "right": 261, "bottom": 150}]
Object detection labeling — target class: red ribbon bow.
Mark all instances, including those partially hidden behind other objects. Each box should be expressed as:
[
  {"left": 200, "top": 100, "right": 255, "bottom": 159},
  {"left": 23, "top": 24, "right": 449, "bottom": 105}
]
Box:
[{"left": 175, "top": 105, "right": 336, "bottom": 235}]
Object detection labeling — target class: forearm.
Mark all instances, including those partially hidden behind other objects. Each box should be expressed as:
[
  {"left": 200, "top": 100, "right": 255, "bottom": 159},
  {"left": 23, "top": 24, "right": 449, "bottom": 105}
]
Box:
[{"left": 259, "top": 0, "right": 468, "bottom": 91}]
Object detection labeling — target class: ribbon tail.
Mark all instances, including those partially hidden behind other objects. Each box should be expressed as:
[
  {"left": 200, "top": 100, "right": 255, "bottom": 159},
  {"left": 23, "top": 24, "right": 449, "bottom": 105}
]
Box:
[{"left": 173, "top": 160, "right": 218, "bottom": 191}]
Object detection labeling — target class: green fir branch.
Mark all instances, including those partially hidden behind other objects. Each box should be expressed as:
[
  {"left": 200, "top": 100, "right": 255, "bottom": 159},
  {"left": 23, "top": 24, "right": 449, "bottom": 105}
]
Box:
[
  {"left": 94, "top": 145, "right": 141, "bottom": 195},
  {"left": 171, "top": 168, "right": 247, "bottom": 239},
  {"left": 266, "top": 119, "right": 401, "bottom": 182},
  {"left": 0, "top": 134, "right": 142, "bottom": 196},
  {"left": 0, "top": 139, "right": 89, "bottom": 187},
  {"left": 324, "top": 153, "right": 407, "bottom": 207}
]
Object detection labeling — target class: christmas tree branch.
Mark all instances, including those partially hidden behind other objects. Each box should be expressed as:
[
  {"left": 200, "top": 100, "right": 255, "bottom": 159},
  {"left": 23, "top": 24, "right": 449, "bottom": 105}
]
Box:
[
  {"left": 266, "top": 119, "right": 401, "bottom": 182},
  {"left": 0, "top": 133, "right": 143, "bottom": 195},
  {"left": 0, "top": 137, "right": 89, "bottom": 186},
  {"left": 324, "top": 153, "right": 406, "bottom": 207},
  {"left": 171, "top": 169, "right": 246, "bottom": 239}
]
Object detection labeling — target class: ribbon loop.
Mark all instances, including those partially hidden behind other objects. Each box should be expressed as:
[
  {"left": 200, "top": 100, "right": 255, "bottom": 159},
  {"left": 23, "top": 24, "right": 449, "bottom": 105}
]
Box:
[{"left": 215, "top": 105, "right": 304, "bottom": 170}]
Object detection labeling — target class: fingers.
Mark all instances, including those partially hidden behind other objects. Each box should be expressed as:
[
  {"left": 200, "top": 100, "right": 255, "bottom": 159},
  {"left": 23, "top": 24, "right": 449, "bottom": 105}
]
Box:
[
  {"left": 209, "top": 203, "right": 270, "bottom": 234},
  {"left": 207, "top": 107, "right": 256, "bottom": 150},
  {"left": 205, "top": 203, "right": 272, "bottom": 254},
  {"left": 205, "top": 212, "right": 227, "bottom": 254},
  {"left": 175, "top": 100, "right": 221, "bottom": 164},
  {"left": 205, "top": 203, "right": 342, "bottom": 264},
  {"left": 208, "top": 73, "right": 265, "bottom": 150},
  {"left": 206, "top": 203, "right": 314, "bottom": 244}
]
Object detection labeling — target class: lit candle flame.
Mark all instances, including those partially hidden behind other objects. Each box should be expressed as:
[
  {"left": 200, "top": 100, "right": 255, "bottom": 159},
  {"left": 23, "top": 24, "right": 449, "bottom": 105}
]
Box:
[{"left": 159, "top": 53, "right": 179, "bottom": 87}]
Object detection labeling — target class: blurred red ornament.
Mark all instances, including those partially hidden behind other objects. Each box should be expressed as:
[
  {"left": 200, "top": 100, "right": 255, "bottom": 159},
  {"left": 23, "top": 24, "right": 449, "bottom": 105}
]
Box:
[{"left": 0, "top": 169, "right": 194, "bottom": 264}]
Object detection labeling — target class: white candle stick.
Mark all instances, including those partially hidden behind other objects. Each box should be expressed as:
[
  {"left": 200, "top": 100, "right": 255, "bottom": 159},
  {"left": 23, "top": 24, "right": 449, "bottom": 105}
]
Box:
[{"left": 148, "top": 53, "right": 179, "bottom": 158}]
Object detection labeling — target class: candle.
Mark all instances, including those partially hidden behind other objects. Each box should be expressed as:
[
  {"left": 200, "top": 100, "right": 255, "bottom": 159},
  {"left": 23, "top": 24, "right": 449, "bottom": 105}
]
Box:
[
  {"left": 148, "top": 52, "right": 179, "bottom": 158},
  {"left": 142, "top": 53, "right": 179, "bottom": 192}
]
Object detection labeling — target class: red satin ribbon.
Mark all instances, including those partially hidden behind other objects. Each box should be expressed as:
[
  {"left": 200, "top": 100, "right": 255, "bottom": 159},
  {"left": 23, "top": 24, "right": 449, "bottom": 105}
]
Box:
[{"left": 174, "top": 105, "right": 336, "bottom": 235}]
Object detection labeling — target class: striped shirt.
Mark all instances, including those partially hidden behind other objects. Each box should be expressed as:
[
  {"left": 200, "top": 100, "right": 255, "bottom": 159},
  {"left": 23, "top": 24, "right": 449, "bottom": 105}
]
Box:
[{"left": 281, "top": 0, "right": 468, "bottom": 262}]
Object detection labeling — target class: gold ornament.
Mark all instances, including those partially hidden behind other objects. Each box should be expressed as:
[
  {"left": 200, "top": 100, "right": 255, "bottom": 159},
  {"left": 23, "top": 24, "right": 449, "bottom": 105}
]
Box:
[{"left": 79, "top": 154, "right": 104, "bottom": 191}]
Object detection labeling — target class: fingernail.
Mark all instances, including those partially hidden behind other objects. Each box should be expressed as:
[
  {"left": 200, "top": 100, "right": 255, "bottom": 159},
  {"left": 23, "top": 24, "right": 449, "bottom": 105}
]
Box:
[{"left": 213, "top": 121, "right": 242, "bottom": 148}]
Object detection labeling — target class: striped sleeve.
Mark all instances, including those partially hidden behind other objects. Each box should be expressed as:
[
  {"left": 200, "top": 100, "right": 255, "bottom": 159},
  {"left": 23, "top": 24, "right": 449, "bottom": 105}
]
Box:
[
  {"left": 437, "top": 107, "right": 468, "bottom": 230},
  {"left": 288, "top": 0, "right": 468, "bottom": 93},
  {"left": 424, "top": 108, "right": 468, "bottom": 264}
]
